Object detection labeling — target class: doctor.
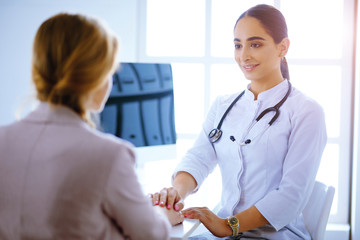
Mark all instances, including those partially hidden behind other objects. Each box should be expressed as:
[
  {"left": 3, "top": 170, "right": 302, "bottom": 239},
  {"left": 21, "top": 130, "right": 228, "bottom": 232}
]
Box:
[{"left": 152, "top": 4, "right": 327, "bottom": 239}]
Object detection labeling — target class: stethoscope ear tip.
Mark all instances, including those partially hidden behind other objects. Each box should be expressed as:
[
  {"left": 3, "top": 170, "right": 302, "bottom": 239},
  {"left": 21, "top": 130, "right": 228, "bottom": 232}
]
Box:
[{"left": 231, "top": 136, "right": 251, "bottom": 145}]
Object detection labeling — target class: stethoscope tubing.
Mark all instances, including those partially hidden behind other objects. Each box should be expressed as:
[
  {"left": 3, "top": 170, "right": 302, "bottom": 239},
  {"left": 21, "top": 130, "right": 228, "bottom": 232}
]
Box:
[{"left": 208, "top": 80, "right": 292, "bottom": 143}]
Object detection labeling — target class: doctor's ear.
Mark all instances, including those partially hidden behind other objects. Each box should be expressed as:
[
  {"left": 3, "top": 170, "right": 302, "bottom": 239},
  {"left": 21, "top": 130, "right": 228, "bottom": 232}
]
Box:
[{"left": 279, "top": 38, "right": 290, "bottom": 57}]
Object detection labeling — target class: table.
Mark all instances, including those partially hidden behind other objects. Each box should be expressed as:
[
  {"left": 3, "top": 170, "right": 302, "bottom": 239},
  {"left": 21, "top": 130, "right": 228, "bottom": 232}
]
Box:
[
  {"left": 171, "top": 219, "right": 201, "bottom": 240},
  {"left": 134, "top": 142, "right": 221, "bottom": 239}
]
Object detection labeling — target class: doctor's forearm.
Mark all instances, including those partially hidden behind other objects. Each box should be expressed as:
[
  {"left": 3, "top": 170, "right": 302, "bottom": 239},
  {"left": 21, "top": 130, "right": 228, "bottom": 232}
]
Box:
[
  {"left": 235, "top": 206, "right": 269, "bottom": 232},
  {"left": 173, "top": 171, "right": 197, "bottom": 199}
]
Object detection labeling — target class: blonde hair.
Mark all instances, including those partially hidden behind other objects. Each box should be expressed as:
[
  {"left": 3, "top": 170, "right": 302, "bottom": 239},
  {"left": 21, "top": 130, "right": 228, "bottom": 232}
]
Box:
[{"left": 32, "top": 13, "right": 118, "bottom": 126}]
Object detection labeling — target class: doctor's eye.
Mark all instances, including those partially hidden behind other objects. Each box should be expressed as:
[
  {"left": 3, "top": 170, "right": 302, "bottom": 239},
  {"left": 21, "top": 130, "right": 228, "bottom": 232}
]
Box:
[
  {"left": 250, "top": 43, "right": 261, "bottom": 48},
  {"left": 234, "top": 44, "right": 242, "bottom": 49}
]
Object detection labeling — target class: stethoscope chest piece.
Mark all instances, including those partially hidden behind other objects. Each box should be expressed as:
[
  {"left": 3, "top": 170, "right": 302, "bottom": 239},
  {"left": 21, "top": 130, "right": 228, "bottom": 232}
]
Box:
[{"left": 208, "top": 128, "right": 223, "bottom": 143}]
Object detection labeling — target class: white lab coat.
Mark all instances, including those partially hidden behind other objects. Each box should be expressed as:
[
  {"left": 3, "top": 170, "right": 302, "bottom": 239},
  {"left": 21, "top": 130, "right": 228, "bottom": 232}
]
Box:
[{"left": 174, "top": 80, "right": 327, "bottom": 239}]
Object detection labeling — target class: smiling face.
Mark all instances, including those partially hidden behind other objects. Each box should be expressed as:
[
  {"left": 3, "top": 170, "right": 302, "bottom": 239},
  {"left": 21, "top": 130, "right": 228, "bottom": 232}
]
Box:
[{"left": 234, "top": 16, "right": 289, "bottom": 86}]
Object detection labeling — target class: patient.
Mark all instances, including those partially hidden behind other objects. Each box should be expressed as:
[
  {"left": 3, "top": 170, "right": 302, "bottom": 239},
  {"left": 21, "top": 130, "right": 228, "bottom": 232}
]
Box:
[{"left": 0, "top": 13, "right": 183, "bottom": 239}]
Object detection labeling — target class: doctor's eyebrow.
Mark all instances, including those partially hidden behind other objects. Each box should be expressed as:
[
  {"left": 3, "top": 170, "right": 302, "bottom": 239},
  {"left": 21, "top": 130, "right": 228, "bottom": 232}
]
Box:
[{"left": 234, "top": 36, "right": 266, "bottom": 42}]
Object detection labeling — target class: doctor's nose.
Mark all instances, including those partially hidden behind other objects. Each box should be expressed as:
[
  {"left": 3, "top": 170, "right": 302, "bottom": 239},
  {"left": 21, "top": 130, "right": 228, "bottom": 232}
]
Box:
[
  {"left": 236, "top": 48, "right": 251, "bottom": 63},
  {"left": 241, "top": 48, "right": 252, "bottom": 61}
]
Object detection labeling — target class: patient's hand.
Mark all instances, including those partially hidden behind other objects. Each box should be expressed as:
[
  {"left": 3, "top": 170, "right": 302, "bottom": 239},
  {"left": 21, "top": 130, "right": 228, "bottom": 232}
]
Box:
[
  {"left": 154, "top": 205, "right": 184, "bottom": 226},
  {"left": 151, "top": 187, "right": 184, "bottom": 212}
]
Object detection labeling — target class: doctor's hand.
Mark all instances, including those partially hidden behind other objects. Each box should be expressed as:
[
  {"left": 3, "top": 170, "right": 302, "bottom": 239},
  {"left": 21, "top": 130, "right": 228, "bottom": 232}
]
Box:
[
  {"left": 150, "top": 187, "right": 184, "bottom": 212},
  {"left": 182, "top": 207, "right": 232, "bottom": 238}
]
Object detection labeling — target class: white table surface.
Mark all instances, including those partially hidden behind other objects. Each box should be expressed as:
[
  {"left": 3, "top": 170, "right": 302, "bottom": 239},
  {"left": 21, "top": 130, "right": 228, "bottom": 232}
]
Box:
[{"left": 171, "top": 218, "right": 201, "bottom": 240}]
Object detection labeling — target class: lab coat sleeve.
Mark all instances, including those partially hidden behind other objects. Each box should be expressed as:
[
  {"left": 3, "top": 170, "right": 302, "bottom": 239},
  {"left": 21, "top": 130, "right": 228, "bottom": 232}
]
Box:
[
  {"left": 255, "top": 98, "right": 327, "bottom": 231},
  {"left": 102, "top": 144, "right": 171, "bottom": 240},
  {"left": 172, "top": 96, "right": 223, "bottom": 191}
]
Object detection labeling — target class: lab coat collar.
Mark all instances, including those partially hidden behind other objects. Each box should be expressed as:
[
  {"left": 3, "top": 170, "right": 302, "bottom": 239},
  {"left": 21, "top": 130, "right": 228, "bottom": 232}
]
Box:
[{"left": 244, "top": 80, "right": 289, "bottom": 102}]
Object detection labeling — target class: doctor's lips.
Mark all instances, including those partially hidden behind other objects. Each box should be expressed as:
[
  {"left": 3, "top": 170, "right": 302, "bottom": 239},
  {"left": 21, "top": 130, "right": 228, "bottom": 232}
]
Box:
[{"left": 242, "top": 64, "right": 259, "bottom": 72}]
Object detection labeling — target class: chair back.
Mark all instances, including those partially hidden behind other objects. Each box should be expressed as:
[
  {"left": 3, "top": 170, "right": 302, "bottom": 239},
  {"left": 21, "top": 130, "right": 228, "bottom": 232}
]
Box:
[{"left": 302, "top": 181, "right": 335, "bottom": 240}]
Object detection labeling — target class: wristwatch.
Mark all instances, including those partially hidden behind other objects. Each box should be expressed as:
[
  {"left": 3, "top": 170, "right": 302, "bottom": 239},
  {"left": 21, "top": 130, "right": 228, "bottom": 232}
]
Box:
[{"left": 227, "top": 216, "right": 240, "bottom": 236}]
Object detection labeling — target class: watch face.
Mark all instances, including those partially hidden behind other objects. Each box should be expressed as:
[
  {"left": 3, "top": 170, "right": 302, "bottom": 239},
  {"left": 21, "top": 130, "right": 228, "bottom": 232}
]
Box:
[{"left": 229, "top": 216, "right": 239, "bottom": 226}]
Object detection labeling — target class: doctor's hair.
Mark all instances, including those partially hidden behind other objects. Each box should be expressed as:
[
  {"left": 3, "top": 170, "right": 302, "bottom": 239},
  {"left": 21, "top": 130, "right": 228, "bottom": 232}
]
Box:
[
  {"left": 235, "top": 4, "right": 290, "bottom": 80},
  {"left": 31, "top": 13, "right": 118, "bottom": 126}
]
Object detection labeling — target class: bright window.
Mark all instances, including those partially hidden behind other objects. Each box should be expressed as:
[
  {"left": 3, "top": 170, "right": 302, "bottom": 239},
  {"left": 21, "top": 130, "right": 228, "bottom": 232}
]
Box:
[
  {"left": 172, "top": 63, "right": 205, "bottom": 134},
  {"left": 146, "top": 0, "right": 205, "bottom": 57}
]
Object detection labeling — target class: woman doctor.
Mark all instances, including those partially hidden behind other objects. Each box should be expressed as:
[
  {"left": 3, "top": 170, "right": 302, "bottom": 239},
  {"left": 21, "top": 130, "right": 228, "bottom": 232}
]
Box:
[{"left": 152, "top": 4, "right": 327, "bottom": 240}]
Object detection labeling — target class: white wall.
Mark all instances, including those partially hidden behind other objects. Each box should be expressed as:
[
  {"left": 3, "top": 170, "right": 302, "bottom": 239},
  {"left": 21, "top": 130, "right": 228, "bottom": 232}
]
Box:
[{"left": 0, "top": 0, "right": 138, "bottom": 126}]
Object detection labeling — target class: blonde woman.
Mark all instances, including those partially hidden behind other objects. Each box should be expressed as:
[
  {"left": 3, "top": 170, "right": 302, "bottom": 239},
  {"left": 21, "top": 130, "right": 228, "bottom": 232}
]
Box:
[{"left": 0, "top": 13, "right": 182, "bottom": 239}]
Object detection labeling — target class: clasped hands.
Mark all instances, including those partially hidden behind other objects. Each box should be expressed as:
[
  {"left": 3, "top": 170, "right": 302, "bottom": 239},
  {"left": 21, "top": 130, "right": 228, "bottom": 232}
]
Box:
[{"left": 150, "top": 187, "right": 231, "bottom": 237}]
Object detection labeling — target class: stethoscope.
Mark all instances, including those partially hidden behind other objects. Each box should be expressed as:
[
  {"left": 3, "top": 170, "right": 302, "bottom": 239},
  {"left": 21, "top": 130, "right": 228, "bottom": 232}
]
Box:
[{"left": 208, "top": 80, "right": 292, "bottom": 144}]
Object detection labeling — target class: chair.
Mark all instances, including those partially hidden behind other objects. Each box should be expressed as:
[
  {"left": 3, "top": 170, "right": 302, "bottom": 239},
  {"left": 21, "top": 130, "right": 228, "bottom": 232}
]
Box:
[{"left": 302, "top": 181, "right": 335, "bottom": 240}]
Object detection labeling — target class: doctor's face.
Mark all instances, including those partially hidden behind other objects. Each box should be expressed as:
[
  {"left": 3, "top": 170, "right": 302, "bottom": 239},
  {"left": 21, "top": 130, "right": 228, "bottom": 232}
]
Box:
[{"left": 234, "top": 16, "right": 284, "bottom": 83}]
